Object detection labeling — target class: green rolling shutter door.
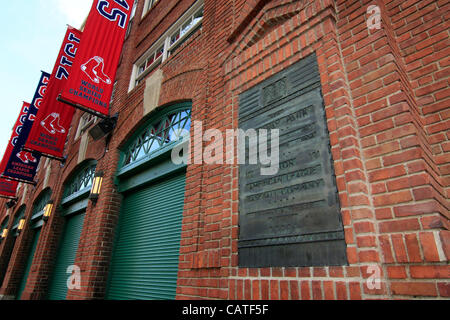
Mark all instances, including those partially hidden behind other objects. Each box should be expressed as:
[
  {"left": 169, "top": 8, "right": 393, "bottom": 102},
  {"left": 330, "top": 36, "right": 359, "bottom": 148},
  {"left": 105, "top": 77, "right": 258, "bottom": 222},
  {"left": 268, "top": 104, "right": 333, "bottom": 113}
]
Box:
[
  {"left": 47, "top": 212, "right": 85, "bottom": 300},
  {"left": 106, "top": 172, "right": 186, "bottom": 300},
  {"left": 17, "top": 228, "right": 41, "bottom": 300}
]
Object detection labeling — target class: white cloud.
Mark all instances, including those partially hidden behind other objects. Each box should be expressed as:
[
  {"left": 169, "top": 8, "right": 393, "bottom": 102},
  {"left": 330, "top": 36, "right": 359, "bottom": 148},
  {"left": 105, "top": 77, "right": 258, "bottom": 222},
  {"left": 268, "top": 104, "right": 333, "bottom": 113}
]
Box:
[{"left": 51, "top": 0, "right": 93, "bottom": 28}]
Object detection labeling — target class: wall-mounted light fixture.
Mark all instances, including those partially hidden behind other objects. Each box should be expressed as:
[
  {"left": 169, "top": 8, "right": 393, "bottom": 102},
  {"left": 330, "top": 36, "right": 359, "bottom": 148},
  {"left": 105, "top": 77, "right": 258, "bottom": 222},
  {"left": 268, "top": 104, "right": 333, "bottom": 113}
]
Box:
[
  {"left": 1, "top": 228, "right": 8, "bottom": 239},
  {"left": 5, "top": 200, "right": 17, "bottom": 209},
  {"left": 89, "top": 171, "right": 104, "bottom": 202},
  {"left": 88, "top": 114, "right": 118, "bottom": 141},
  {"left": 43, "top": 201, "right": 54, "bottom": 222},
  {"left": 17, "top": 219, "right": 26, "bottom": 234}
]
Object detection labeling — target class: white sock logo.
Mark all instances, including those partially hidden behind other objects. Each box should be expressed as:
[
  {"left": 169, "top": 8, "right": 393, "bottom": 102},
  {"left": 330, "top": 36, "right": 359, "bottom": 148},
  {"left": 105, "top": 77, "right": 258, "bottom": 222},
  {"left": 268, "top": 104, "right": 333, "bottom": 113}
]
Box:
[
  {"left": 41, "top": 113, "right": 66, "bottom": 135},
  {"left": 81, "top": 56, "right": 112, "bottom": 84}
]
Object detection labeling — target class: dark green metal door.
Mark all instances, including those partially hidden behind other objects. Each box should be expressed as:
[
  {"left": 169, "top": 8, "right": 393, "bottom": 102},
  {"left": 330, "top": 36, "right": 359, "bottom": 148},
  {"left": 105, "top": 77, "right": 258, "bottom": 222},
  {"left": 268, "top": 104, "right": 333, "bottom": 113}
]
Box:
[
  {"left": 106, "top": 172, "right": 186, "bottom": 300},
  {"left": 47, "top": 212, "right": 85, "bottom": 300},
  {"left": 17, "top": 228, "right": 41, "bottom": 300}
]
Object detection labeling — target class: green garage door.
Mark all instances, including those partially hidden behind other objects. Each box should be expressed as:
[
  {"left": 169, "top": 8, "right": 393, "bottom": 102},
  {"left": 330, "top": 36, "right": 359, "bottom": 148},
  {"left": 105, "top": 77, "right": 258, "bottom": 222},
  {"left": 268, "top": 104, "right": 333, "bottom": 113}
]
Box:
[
  {"left": 16, "top": 190, "right": 51, "bottom": 299},
  {"left": 46, "top": 161, "right": 96, "bottom": 300},
  {"left": 47, "top": 212, "right": 85, "bottom": 300},
  {"left": 17, "top": 228, "right": 41, "bottom": 300},
  {"left": 106, "top": 172, "right": 186, "bottom": 300}
]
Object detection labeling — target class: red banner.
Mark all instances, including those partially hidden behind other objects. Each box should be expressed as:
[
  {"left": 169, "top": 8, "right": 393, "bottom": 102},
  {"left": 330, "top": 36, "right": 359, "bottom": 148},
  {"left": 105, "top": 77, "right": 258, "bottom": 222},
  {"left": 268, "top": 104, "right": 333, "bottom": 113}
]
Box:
[
  {"left": 0, "top": 107, "right": 20, "bottom": 195},
  {"left": 0, "top": 178, "right": 18, "bottom": 199},
  {"left": 24, "top": 26, "right": 83, "bottom": 159},
  {"left": 0, "top": 103, "right": 32, "bottom": 175},
  {"left": 0, "top": 101, "right": 42, "bottom": 184},
  {"left": 59, "top": 0, "right": 134, "bottom": 116}
]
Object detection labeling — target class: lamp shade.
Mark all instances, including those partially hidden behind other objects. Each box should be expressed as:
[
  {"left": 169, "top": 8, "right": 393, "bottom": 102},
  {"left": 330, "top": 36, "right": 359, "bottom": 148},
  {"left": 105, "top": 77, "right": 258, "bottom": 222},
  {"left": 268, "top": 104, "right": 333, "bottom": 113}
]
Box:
[
  {"left": 18, "top": 219, "right": 26, "bottom": 232},
  {"left": 43, "top": 201, "right": 54, "bottom": 222},
  {"left": 89, "top": 171, "right": 104, "bottom": 201}
]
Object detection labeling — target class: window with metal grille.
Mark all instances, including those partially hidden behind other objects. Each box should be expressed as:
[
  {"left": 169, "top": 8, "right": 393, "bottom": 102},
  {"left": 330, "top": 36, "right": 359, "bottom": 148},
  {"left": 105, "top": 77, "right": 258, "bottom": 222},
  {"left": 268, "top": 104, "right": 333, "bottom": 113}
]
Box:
[
  {"left": 0, "top": 216, "right": 9, "bottom": 236},
  {"left": 122, "top": 105, "right": 191, "bottom": 168},
  {"left": 31, "top": 189, "right": 52, "bottom": 220},
  {"left": 12, "top": 205, "right": 26, "bottom": 231},
  {"left": 62, "top": 162, "right": 97, "bottom": 200}
]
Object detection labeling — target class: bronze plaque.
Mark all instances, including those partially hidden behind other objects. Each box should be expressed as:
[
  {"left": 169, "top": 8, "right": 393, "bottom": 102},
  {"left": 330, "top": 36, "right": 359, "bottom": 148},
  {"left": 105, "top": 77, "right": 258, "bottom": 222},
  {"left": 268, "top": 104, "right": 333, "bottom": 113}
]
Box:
[{"left": 238, "top": 54, "right": 347, "bottom": 267}]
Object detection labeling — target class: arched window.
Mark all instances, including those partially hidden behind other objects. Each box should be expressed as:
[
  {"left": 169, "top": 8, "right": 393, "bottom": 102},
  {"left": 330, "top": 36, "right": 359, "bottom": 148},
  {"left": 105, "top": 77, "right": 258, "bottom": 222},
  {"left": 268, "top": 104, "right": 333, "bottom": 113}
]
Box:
[
  {"left": 121, "top": 103, "right": 191, "bottom": 169},
  {"left": 12, "top": 205, "right": 26, "bottom": 233},
  {"left": 62, "top": 161, "right": 97, "bottom": 200},
  {"left": 0, "top": 216, "right": 9, "bottom": 237},
  {"left": 31, "top": 189, "right": 52, "bottom": 222}
]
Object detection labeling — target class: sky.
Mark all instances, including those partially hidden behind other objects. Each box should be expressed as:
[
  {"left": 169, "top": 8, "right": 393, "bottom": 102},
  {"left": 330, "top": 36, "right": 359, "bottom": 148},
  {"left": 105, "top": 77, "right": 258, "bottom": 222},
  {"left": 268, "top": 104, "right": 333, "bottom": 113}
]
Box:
[{"left": 0, "top": 0, "right": 93, "bottom": 158}]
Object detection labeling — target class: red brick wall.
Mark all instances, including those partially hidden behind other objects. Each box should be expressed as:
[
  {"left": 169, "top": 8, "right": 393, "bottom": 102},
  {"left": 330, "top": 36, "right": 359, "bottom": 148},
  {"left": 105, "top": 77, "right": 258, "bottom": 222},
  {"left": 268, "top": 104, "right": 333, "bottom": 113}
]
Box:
[
  {"left": 174, "top": 0, "right": 449, "bottom": 300},
  {"left": 69, "top": 0, "right": 210, "bottom": 299},
  {"left": 334, "top": 0, "right": 449, "bottom": 299},
  {"left": 0, "top": 159, "right": 63, "bottom": 299}
]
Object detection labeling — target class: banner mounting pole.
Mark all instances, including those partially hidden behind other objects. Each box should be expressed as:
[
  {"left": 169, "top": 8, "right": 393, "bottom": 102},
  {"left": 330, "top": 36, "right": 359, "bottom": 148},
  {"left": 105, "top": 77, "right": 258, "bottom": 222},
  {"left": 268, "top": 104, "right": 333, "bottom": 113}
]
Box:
[
  {"left": 0, "top": 196, "right": 18, "bottom": 201},
  {"left": 21, "top": 147, "right": 67, "bottom": 164},
  {"left": 0, "top": 175, "right": 37, "bottom": 186},
  {"left": 57, "top": 95, "right": 109, "bottom": 120}
]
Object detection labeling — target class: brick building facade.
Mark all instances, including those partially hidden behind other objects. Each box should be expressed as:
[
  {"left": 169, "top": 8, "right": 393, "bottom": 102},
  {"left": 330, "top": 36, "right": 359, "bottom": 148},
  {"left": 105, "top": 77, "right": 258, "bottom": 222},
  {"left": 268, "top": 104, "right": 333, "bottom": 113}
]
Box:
[{"left": 0, "top": 0, "right": 448, "bottom": 300}]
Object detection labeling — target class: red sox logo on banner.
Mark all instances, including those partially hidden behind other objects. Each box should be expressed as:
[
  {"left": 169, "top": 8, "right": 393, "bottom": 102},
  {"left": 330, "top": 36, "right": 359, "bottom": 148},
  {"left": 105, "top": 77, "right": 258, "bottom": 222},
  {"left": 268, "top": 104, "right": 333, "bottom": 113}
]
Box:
[
  {"left": 41, "top": 113, "right": 66, "bottom": 135},
  {"left": 59, "top": 0, "right": 133, "bottom": 117},
  {"left": 0, "top": 102, "right": 32, "bottom": 175},
  {"left": 0, "top": 95, "right": 46, "bottom": 184},
  {"left": 24, "top": 27, "right": 83, "bottom": 160},
  {"left": 81, "top": 56, "right": 111, "bottom": 85}
]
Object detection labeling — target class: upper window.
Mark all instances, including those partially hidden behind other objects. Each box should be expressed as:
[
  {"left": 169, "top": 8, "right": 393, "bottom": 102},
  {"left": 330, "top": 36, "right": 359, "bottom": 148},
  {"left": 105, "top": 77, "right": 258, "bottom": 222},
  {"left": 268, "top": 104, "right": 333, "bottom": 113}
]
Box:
[
  {"left": 131, "top": 0, "right": 138, "bottom": 18},
  {"left": 64, "top": 127, "right": 72, "bottom": 154},
  {"left": 143, "top": 0, "right": 159, "bottom": 15},
  {"left": 122, "top": 105, "right": 191, "bottom": 168},
  {"left": 131, "top": 0, "right": 204, "bottom": 89},
  {"left": 126, "top": 0, "right": 139, "bottom": 39},
  {"left": 110, "top": 81, "right": 118, "bottom": 104},
  {"left": 168, "top": 7, "right": 203, "bottom": 55},
  {"left": 136, "top": 45, "right": 164, "bottom": 81},
  {"left": 75, "top": 113, "right": 98, "bottom": 139}
]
